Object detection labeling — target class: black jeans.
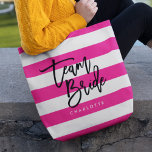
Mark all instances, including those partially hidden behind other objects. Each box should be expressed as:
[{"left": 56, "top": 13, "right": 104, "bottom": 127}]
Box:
[{"left": 82, "top": 0, "right": 152, "bottom": 60}]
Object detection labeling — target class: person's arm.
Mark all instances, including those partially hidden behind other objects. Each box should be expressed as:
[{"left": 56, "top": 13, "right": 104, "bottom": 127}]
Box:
[{"left": 14, "top": 0, "right": 87, "bottom": 55}]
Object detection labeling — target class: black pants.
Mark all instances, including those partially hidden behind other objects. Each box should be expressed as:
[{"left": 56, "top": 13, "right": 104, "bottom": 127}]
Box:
[{"left": 83, "top": 0, "right": 152, "bottom": 60}]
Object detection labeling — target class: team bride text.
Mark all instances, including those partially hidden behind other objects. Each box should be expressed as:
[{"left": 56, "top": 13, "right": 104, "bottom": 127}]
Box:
[{"left": 39, "top": 56, "right": 106, "bottom": 108}]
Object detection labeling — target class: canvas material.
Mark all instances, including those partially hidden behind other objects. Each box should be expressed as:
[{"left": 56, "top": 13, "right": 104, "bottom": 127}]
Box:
[{"left": 18, "top": 20, "right": 134, "bottom": 141}]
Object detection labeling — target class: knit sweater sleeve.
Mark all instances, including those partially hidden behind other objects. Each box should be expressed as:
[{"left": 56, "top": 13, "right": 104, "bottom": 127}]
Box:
[{"left": 14, "top": 0, "right": 87, "bottom": 55}]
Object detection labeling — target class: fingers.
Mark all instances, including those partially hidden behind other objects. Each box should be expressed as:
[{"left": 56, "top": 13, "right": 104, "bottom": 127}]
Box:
[
  {"left": 87, "top": 0, "right": 95, "bottom": 5},
  {"left": 91, "top": 1, "right": 97, "bottom": 9},
  {"left": 93, "top": 6, "right": 98, "bottom": 13},
  {"left": 87, "top": 0, "right": 98, "bottom": 9}
]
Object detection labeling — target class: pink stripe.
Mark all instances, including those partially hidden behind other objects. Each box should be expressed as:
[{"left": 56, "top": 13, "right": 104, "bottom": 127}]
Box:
[
  {"left": 18, "top": 47, "right": 24, "bottom": 54},
  {"left": 40, "top": 86, "right": 133, "bottom": 127},
  {"left": 32, "top": 62, "right": 127, "bottom": 104},
  {"left": 23, "top": 37, "right": 118, "bottom": 78},
  {"left": 54, "top": 113, "right": 132, "bottom": 141},
  {"left": 66, "top": 20, "right": 111, "bottom": 39}
]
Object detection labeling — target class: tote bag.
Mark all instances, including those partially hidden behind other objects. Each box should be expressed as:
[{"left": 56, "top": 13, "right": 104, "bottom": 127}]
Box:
[{"left": 18, "top": 20, "right": 134, "bottom": 141}]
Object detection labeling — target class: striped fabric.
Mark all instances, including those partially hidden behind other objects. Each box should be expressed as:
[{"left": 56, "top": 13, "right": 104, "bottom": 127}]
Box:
[{"left": 18, "top": 20, "right": 133, "bottom": 141}]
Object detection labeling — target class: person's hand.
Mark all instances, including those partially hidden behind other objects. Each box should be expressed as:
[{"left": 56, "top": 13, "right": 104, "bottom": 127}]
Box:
[{"left": 75, "top": 0, "right": 98, "bottom": 24}]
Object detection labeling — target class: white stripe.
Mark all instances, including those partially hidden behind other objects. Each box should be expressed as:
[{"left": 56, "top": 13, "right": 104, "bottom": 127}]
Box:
[
  {"left": 20, "top": 26, "right": 115, "bottom": 67},
  {"left": 47, "top": 99, "right": 133, "bottom": 139},
  {"left": 36, "top": 74, "right": 132, "bottom": 116},
  {"left": 27, "top": 49, "right": 123, "bottom": 90}
]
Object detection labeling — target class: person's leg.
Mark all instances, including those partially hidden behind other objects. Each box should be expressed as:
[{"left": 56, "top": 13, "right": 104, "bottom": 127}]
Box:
[
  {"left": 86, "top": 1, "right": 152, "bottom": 60},
  {"left": 87, "top": 0, "right": 134, "bottom": 26},
  {"left": 110, "top": 2, "right": 152, "bottom": 60}
]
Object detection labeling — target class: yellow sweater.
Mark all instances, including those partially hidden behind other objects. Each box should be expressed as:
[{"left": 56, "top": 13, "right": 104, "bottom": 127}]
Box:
[{"left": 14, "top": 0, "right": 87, "bottom": 55}]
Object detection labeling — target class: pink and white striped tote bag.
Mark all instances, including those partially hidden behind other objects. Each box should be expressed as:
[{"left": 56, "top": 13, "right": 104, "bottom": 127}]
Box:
[{"left": 18, "top": 20, "right": 134, "bottom": 141}]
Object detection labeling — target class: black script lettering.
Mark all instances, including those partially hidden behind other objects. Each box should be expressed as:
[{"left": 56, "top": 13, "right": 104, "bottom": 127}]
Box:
[
  {"left": 39, "top": 56, "right": 106, "bottom": 108},
  {"left": 65, "top": 64, "right": 106, "bottom": 108},
  {"left": 39, "top": 58, "right": 74, "bottom": 87},
  {"left": 65, "top": 79, "right": 82, "bottom": 108},
  {"left": 39, "top": 56, "right": 91, "bottom": 88}
]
